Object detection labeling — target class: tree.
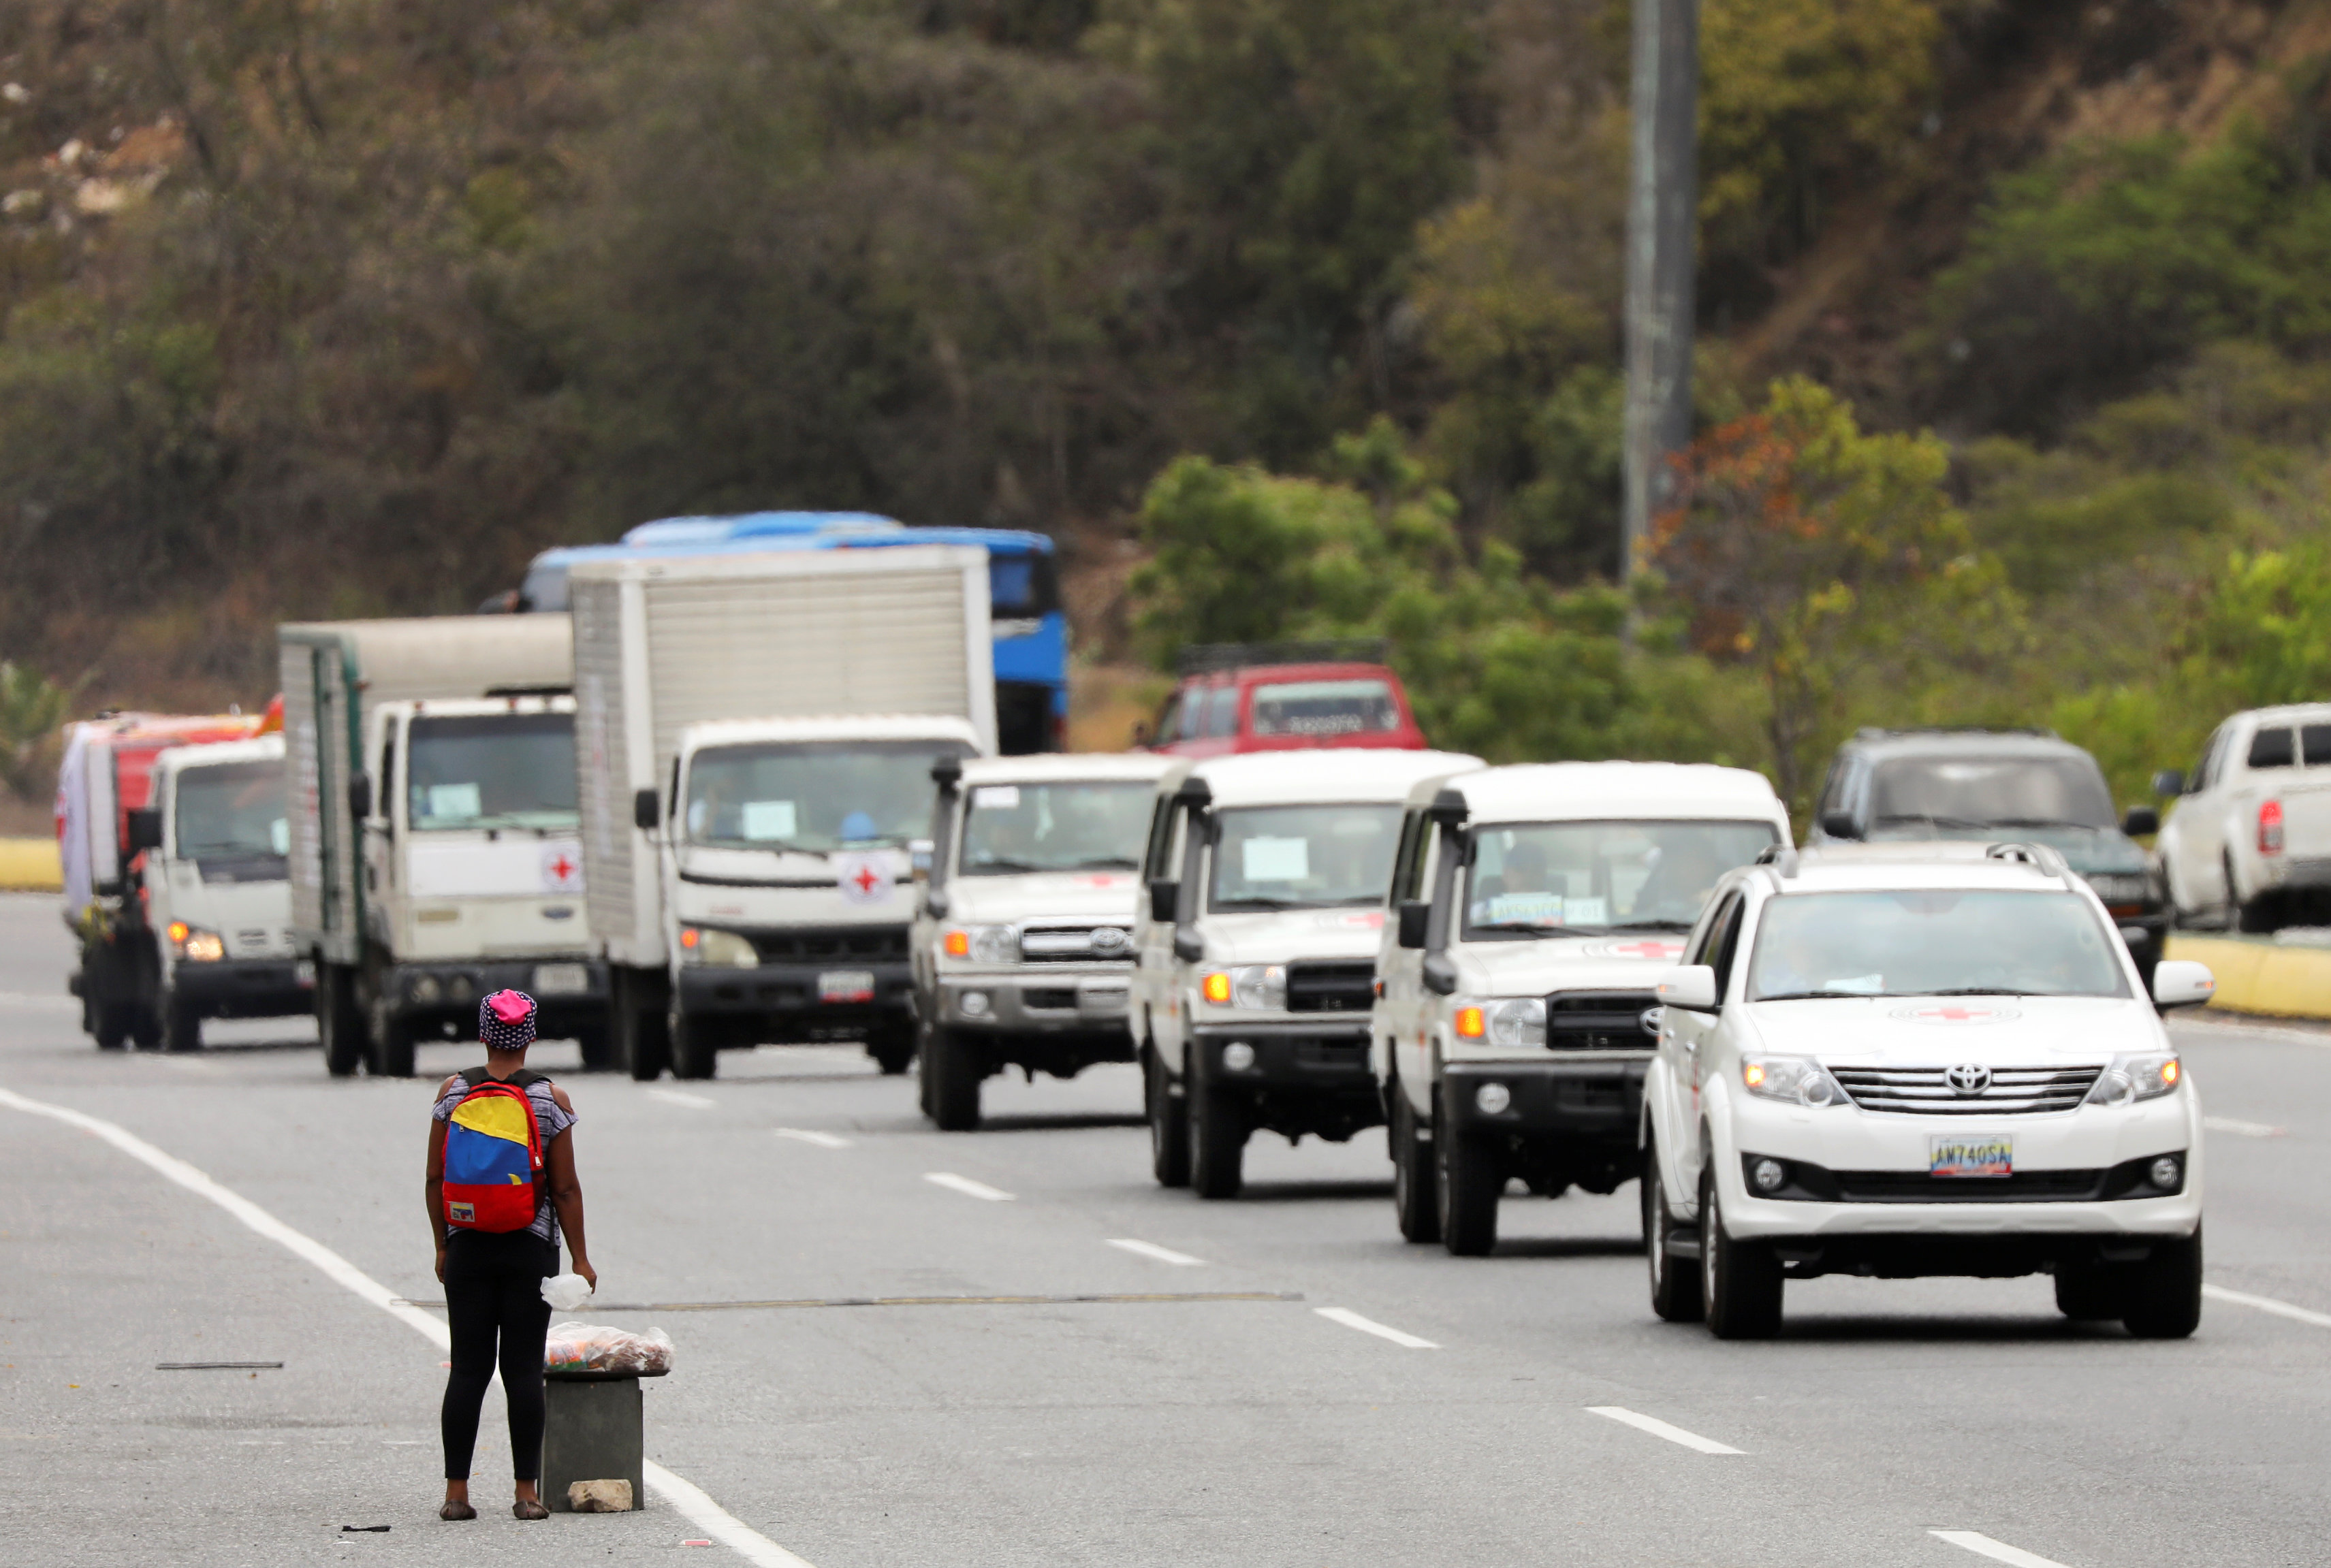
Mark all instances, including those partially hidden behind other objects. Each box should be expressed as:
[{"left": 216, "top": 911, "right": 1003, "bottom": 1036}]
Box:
[{"left": 0, "top": 660, "right": 73, "bottom": 801}]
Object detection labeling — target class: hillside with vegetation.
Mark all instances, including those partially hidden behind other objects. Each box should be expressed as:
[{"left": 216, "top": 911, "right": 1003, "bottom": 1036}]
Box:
[{"left": 6, "top": 0, "right": 2331, "bottom": 813}]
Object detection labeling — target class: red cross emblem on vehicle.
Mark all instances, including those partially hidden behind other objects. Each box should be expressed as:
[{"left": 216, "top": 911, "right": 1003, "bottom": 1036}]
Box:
[
  {"left": 550, "top": 854, "right": 575, "bottom": 882},
  {"left": 541, "top": 845, "right": 582, "bottom": 891},
  {"left": 1608, "top": 940, "right": 1682, "bottom": 959},
  {"left": 853, "top": 863, "right": 882, "bottom": 895},
  {"left": 1890, "top": 1004, "right": 2018, "bottom": 1025}
]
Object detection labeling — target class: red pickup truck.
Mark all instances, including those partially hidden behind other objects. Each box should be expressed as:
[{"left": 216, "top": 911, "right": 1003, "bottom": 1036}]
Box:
[{"left": 1139, "top": 644, "right": 1428, "bottom": 756}]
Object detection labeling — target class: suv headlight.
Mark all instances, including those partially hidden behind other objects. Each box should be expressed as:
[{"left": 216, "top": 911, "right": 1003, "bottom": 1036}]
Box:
[
  {"left": 1742, "top": 1056, "right": 1847, "bottom": 1108},
  {"left": 2085, "top": 1053, "right": 2181, "bottom": 1107},
  {"left": 168, "top": 921, "right": 225, "bottom": 963},
  {"left": 679, "top": 927, "right": 759, "bottom": 968},
  {"left": 1201, "top": 965, "right": 1286, "bottom": 1009},
  {"left": 941, "top": 925, "right": 1019, "bottom": 965},
  {"left": 1453, "top": 997, "right": 1546, "bottom": 1047}
]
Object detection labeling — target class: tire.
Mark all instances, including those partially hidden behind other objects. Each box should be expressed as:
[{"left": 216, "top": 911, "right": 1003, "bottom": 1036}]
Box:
[
  {"left": 669, "top": 1011, "right": 719, "bottom": 1081},
  {"left": 2053, "top": 1261, "right": 2128, "bottom": 1322},
  {"left": 319, "top": 965, "right": 366, "bottom": 1078},
  {"left": 1435, "top": 1091, "right": 1501, "bottom": 1256},
  {"left": 1700, "top": 1164, "right": 1783, "bottom": 1339},
  {"left": 1391, "top": 1089, "right": 1440, "bottom": 1244},
  {"left": 924, "top": 1024, "right": 983, "bottom": 1131},
  {"left": 575, "top": 1025, "right": 617, "bottom": 1072},
  {"left": 1186, "top": 1062, "right": 1246, "bottom": 1200},
  {"left": 369, "top": 1004, "right": 417, "bottom": 1078},
  {"left": 868, "top": 1027, "right": 916, "bottom": 1077},
  {"left": 614, "top": 973, "right": 669, "bottom": 1081},
  {"left": 1145, "top": 1046, "right": 1190, "bottom": 1189},
  {"left": 1644, "top": 1132, "right": 1704, "bottom": 1323},
  {"left": 2121, "top": 1228, "right": 2204, "bottom": 1339},
  {"left": 160, "top": 994, "right": 202, "bottom": 1053},
  {"left": 93, "top": 1002, "right": 129, "bottom": 1051},
  {"left": 127, "top": 1006, "right": 162, "bottom": 1051}
]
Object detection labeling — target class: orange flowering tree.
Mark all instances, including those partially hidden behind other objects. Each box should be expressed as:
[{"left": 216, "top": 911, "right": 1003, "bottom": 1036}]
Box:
[{"left": 1653, "top": 377, "right": 1973, "bottom": 812}]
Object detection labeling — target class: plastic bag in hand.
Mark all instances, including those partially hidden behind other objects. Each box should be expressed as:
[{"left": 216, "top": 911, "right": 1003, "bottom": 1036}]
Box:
[
  {"left": 540, "top": 1273, "right": 594, "bottom": 1312},
  {"left": 544, "top": 1322, "right": 674, "bottom": 1375}
]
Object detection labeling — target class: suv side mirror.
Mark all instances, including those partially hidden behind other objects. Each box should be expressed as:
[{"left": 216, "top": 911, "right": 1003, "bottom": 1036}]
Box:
[
  {"left": 633, "top": 788, "right": 661, "bottom": 831},
  {"left": 2121, "top": 805, "right": 2160, "bottom": 837},
  {"left": 1421, "top": 953, "right": 1459, "bottom": 995},
  {"left": 1396, "top": 900, "right": 1431, "bottom": 950},
  {"left": 1656, "top": 965, "right": 1719, "bottom": 1012},
  {"left": 1818, "top": 810, "right": 1858, "bottom": 841},
  {"left": 346, "top": 776, "right": 372, "bottom": 821},
  {"left": 2151, "top": 769, "right": 2185, "bottom": 799},
  {"left": 1147, "top": 878, "right": 1179, "bottom": 923},
  {"left": 126, "top": 807, "right": 163, "bottom": 854},
  {"left": 2151, "top": 959, "right": 2215, "bottom": 1009}
]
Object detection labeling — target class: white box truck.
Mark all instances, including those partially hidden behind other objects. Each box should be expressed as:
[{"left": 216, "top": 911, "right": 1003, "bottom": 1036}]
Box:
[
  {"left": 281, "top": 615, "right": 603, "bottom": 1078},
  {"left": 571, "top": 545, "right": 994, "bottom": 1081}
]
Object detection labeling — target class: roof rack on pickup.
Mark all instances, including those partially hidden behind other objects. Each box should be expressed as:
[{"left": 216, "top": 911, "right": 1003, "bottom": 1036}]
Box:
[{"left": 1175, "top": 639, "right": 1391, "bottom": 676}]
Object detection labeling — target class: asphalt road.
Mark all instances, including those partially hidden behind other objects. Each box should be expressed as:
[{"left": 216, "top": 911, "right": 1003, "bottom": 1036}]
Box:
[{"left": 5, "top": 891, "right": 2329, "bottom": 1567}]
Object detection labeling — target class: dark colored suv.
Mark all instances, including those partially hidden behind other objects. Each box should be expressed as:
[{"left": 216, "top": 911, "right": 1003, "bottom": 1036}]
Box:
[{"left": 1808, "top": 729, "right": 2168, "bottom": 982}]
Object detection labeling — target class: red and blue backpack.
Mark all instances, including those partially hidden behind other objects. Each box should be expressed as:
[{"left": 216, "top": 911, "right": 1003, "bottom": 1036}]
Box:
[{"left": 441, "top": 1067, "right": 548, "bottom": 1233}]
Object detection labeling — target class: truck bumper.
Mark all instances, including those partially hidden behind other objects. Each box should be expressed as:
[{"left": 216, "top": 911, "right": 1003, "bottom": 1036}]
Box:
[
  {"left": 928, "top": 970, "right": 1135, "bottom": 1075},
  {"left": 1192, "top": 1019, "right": 1380, "bottom": 1141},
  {"left": 172, "top": 959, "right": 314, "bottom": 1020},
  {"left": 1442, "top": 1058, "right": 1647, "bottom": 1141},
  {"left": 383, "top": 958, "right": 607, "bottom": 1035},
  {"left": 676, "top": 962, "right": 915, "bottom": 1031}
]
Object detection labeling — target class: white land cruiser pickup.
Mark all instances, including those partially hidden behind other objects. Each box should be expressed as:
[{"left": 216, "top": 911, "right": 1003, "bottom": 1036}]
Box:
[
  {"left": 1376, "top": 763, "right": 1789, "bottom": 1255},
  {"left": 1133, "top": 748, "right": 1481, "bottom": 1199},
  {"left": 912, "top": 751, "right": 1175, "bottom": 1130},
  {"left": 2153, "top": 702, "right": 2331, "bottom": 933},
  {"left": 1644, "top": 841, "right": 2212, "bottom": 1340}
]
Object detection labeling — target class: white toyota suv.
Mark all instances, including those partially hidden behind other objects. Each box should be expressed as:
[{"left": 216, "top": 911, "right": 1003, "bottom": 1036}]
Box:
[
  {"left": 1644, "top": 841, "right": 2212, "bottom": 1340},
  {"left": 1374, "top": 763, "right": 1790, "bottom": 1255}
]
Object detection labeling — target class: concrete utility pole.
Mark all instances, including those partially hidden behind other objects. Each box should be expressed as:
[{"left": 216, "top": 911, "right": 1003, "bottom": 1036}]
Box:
[{"left": 1621, "top": 0, "right": 1700, "bottom": 587}]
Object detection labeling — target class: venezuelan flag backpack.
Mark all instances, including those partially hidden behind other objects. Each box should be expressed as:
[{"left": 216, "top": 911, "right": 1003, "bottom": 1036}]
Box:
[{"left": 441, "top": 1068, "right": 548, "bottom": 1233}]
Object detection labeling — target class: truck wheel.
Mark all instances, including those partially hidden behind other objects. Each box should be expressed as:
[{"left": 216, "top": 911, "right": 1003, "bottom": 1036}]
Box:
[
  {"left": 924, "top": 1025, "right": 982, "bottom": 1131},
  {"left": 868, "top": 1027, "right": 915, "bottom": 1076},
  {"left": 161, "top": 995, "right": 202, "bottom": 1054},
  {"left": 614, "top": 978, "right": 669, "bottom": 1081},
  {"left": 2121, "top": 1228, "right": 2204, "bottom": 1339},
  {"left": 1700, "top": 1164, "right": 1783, "bottom": 1339},
  {"left": 1435, "top": 1093, "right": 1500, "bottom": 1256},
  {"left": 92, "top": 1002, "right": 129, "bottom": 1051},
  {"left": 574, "top": 1025, "right": 617, "bottom": 1072},
  {"left": 2052, "top": 1261, "right": 2129, "bottom": 1322},
  {"left": 1145, "top": 1046, "right": 1190, "bottom": 1189},
  {"left": 1643, "top": 1133, "right": 1703, "bottom": 1323},
  {"left": 317, "top": 964, "right": 368, "bottom": 1077},
  {"left": 370, "top": 1012, "right": 417, "bottom": 1078},
  {"left": 128, "top": 1006, "right": 162, "bottom": 1052},
  {"left": 1391, "top": 1091, "right": 1440, "bottom": 1244},
  {"left": 1186, "top": 1065, "right": 1246, "bottom": 1200},
  {"left": 669, "top": 1012, "right": 720, "bottom": 1081}
]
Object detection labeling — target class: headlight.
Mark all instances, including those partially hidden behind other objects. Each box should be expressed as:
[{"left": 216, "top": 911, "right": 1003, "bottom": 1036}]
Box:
[
  {"left": 2083, "top": 873, "right": 2148, "bottom": 904},
  {"left": 943, "top": 925, "right": 1018, "bottom": 964},
  {"left": 1742, "top": 1056, "right": 1846, "bottom": 1108},
  {"left": 679, "top": 926, "right": 759, "bottom": 968},
  {"left": 2085, "top": 1053, "right": 2181, "bottom": 1107},
  {"left": 1202, "top": 965, "right": 1285, "bottom": 1009},
  {"left": 410, "top": 974, "right": 443, "bottom": 1004},
  {"left": 170, "top": 923, "right": 225, "bottom": 962},
  {"left": 1487, "top": 998, "right": 1547, "bottom": 1048}
]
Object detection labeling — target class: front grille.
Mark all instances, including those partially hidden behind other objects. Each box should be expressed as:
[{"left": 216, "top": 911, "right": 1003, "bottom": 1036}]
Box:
[
  {"left": 1832, "top": 1064, "right": 2102, "bottom": 1115},
  {"left": 1021, "top": 987, "right": 1077, "bottom": 1010},
  {"left": 1293, "top": 1038, "right": 1369, "bottom": 1067},
  {"left": 1286, "top": 960, "right": 1374, "bottom": 1013},
  {"left": 753, "top": 926, "right": 909, "bottom": 963},
  {"left": 1547, "top": 991, "right": 1659, "bottom": 1051},
  {"left": 1019, "top": 926, "right": 1133, "bottom": 963}
]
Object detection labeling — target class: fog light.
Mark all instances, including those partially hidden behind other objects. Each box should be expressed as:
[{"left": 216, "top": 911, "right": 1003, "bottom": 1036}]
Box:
[
  {"left": 1221, "top": 1041, "right": 1256, "bottom": 1072},
  {"left": 1474, "top": 1081, "right": 1511, "bottom": 1115},
  {"left": 410, "top": 974, "right": 443, "bottom": 1004},
  {"left": 2148, "top": 1155, "right": 2182, "bottom": 1190},
  {"left": 1751, "top": 1157, "right": 1786, "bottom": 1193},
  {"left": 960, "top": 991, "right": 991, "bottom": 1018}
]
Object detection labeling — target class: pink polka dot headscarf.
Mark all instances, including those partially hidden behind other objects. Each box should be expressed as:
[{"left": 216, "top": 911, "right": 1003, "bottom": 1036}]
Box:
[{"left": 479, "top": 989, "right": 538, "bottom": 1050}]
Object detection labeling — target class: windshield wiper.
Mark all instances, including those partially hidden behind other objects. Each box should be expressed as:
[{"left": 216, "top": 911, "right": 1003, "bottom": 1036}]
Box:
[
  {"left": 1872, "top": 814, "right": 2001, "bottom": 831},
  {"left": 968, "top": 856, "right": 1047, "bottom": 873},
  {"left": 1923, "top": 987, "right": 2051, "bottom": 997},
  {"left": 1754, "top": 990, "right": 1879, "bottom": 1002},
  {"left": 1471, "top": 921, "right": 1594, "bottom": 936},
  {"left": 1606, "top": 918, "right": 1692, "bottom": 933},
  {"left": 1070, "top": 856, "right": 1140, "bottom": 870}
]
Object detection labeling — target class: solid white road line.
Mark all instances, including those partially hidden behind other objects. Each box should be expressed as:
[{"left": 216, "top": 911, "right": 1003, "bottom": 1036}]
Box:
[
  {"left": 0, "top": 1085, "right": 814, "bottom": 1568},
  {"left": 1107, "top": 1238, "right": 1204, "bottom": 1266},
  {"left": 2202, "top": 1115, "right": 2285, "bottom": 1138},
  {"left": 775, "top": 1127, "right": 853, "bottom": 1149},
  {"left": 649, "top": 1088, "right": 718, "bottom": 1109},
  {"left": 1929, "top": 1529, "right": 2075, "bottom": 1567},
  {"left": 1585, "top": 1406, "right": 1743, "bottom": 1455},
  {"left": 0, "top": 991, "right": 80, "bottom": 1010},
  {"left": 1314, "top": 1307, "right": 1438, "bottom": 1349},
  {"left": 923, "top": 1171, "right": 1014, "bottom": 1202},
  {"left": 2204, "top": 1281, "right": 2331, "bottom": 1329}
]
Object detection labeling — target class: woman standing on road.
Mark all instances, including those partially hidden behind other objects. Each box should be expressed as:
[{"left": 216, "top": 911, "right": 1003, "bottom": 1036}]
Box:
[{"left": 423, "top": 990, "right": 596, "bottom": 1521}]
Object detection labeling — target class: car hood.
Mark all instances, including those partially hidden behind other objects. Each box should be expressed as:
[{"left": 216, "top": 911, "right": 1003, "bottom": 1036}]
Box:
[
  {"left": 1862, "top": 823, "right": 2146, "bottom": 876},
  {"left": 1456, "top": 934, "right": 1691, "bottom": 997},
  {"left": 1738, "top": 993, "right": 2167, "bottom": 1063},
  {"left": 938, "top": 871, "right": 1139, "bottom": 924},
  {"left": 1194, "top": 906, "right": 1387, "bottom": 965}
]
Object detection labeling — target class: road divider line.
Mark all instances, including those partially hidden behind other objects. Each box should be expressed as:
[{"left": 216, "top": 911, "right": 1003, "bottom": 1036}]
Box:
[
  {"left": 775, "top": 1128, "right": 852, "bottom": 1149},
  {"left": 1929, "top": 1529, "right": 2074, "bottom": 1567},
  {"left": 648, "top": 1088, "right": 717, "bottom": 1109},
  {"left": 1315, "top": 1307, "right": 1438, "bottom": 1348},
  {"left": 2204, "top": 1281, "right": 2331, "bottom": 1329},
  {"left": 0, "top": 1085, "right": 814, "bottom": 1568},
  {"left": 1585, "top": 1406, "right": 1743, "bottom": 1455},
  {"left": 2202, "top": 1115, "right": 2285, "bottom": 1138},
  {"left": 924, "top": 1172, "right": 1014, "bottom": 1202},
  {"left": 1107, "top": 1238, "right": 1203, "bottom": 1266}
]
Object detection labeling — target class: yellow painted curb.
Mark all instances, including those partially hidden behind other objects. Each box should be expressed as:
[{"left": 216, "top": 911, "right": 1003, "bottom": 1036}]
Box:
[
  {"left": 0, "top": 837, "right": 59, "bottom": 892},
  {"left": 2166, "top": 933, "right": 2331, "bottom": 1021}
]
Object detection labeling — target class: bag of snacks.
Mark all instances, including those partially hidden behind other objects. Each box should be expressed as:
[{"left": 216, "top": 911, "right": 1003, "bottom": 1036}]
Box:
[{"left": 543, "top": 1322, "right": 673, "bottom": 1375}]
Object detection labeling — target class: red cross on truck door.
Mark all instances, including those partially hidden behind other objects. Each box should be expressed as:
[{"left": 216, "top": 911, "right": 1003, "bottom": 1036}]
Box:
[{"left": 540, "top": 843, "right": 584, "bottom": 893}]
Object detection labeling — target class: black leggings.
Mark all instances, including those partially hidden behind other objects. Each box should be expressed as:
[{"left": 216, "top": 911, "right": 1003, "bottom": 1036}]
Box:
[{"left": 440, "top": 1230, "right": 556, "bottom": 1482}]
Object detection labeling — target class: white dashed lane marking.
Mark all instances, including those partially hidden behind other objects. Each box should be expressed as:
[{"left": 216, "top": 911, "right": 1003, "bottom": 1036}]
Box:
[
  {"left": 1314, "top": 1307, "right": 1438, "bottom": 1349},
  {"left": 2203, "top": 1115, "right": 2285, "bottom": 1137},
  {"left": 923, "top": 1171, "right": 1014, "bottom": 1202},
  {"left": 1585, "top": 1406, "right": 1743, "bottom": 1455},
  {"left": 1107, "top": 1238, "right": 1203, "bottom": 1266},
  {"left": 2204, "top": 1282, "right": 2331, "bottom": 1329},
  {"left": 774, "top": 1127, "right": 852, "bottom": 1149},
  {"left": 648, "top": 1088, "right": 717, "bottom": 1109},
  {"left": 1930, "top": 1529, "right": 2075, "bottom": 1567}
]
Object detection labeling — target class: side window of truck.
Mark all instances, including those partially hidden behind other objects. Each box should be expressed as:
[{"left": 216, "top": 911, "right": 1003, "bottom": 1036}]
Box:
[
  {"left": 1206, "top": 685, "right": 1239, "bottom": 739},
  {"left": 377, "top": 737, "right": 396, "bottom": 825},
  {"left": 1151, "top": 694, "right": 1183, "bottom": 746},
  {"left": 1141, "top": 797, "right": 1175, "bottom": 881},
  {"left": 2249, "top": 726, "right": 2296, "bottom": 769},
  {"left": 1685, "top": 890, "right": 1736, "bottom": 969},
  {"left": 2191, "top": 727, "right": 2226, "bottom": 793},
  {"left": 1708, "top": 896, "right": 1747, "bottom": 998}
]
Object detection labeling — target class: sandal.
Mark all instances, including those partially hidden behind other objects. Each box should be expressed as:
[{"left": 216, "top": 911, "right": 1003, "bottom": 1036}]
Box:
[
  {"left": 439, "top": 1500, "right": 477, "bottom": 1522},
  {"left": 513, "top": 1499, "right": 550, "bottom": 1520}
]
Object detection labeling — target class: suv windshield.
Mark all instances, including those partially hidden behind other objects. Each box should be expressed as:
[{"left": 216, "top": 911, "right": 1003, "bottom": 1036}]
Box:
[
  {"left": 1747, "top": 890, "right": 2129, "bottom": 1000},
  {"left": 1466, "top": 820, "right": 1779, "bottom": 937},
  {"left": 1209, "top": 804, "right": 1401, "bottom": 910},
  {"left": 408, "top": 714, "right": 577, "bottom": 832},
  {"left": 688, "top": 739, "right": 974, "bottom": 853},
  {"left": 958, "top": 780, "right": 1153, "bottom": 876},
  {"left": 176, "top": 761, "right": 288, "bottom": 861},
  {"left": 1868, "top": 754, "right": 2115, "bottom": 830},
  {"left": 1250, "top": 679, "right": 1399, "bottom": 739}
]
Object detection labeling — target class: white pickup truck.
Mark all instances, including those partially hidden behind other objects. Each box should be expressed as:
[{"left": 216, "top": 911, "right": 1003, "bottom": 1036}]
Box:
[
  {"left": 2154, "top": 703, "right": 2331, "bottom": 933},
  {"left": 912, "top": 752, "right": 1174, "bottom": 1129},
  {"left": 1373, "top": 763, "right": 1790, "bottom": 1254}
]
